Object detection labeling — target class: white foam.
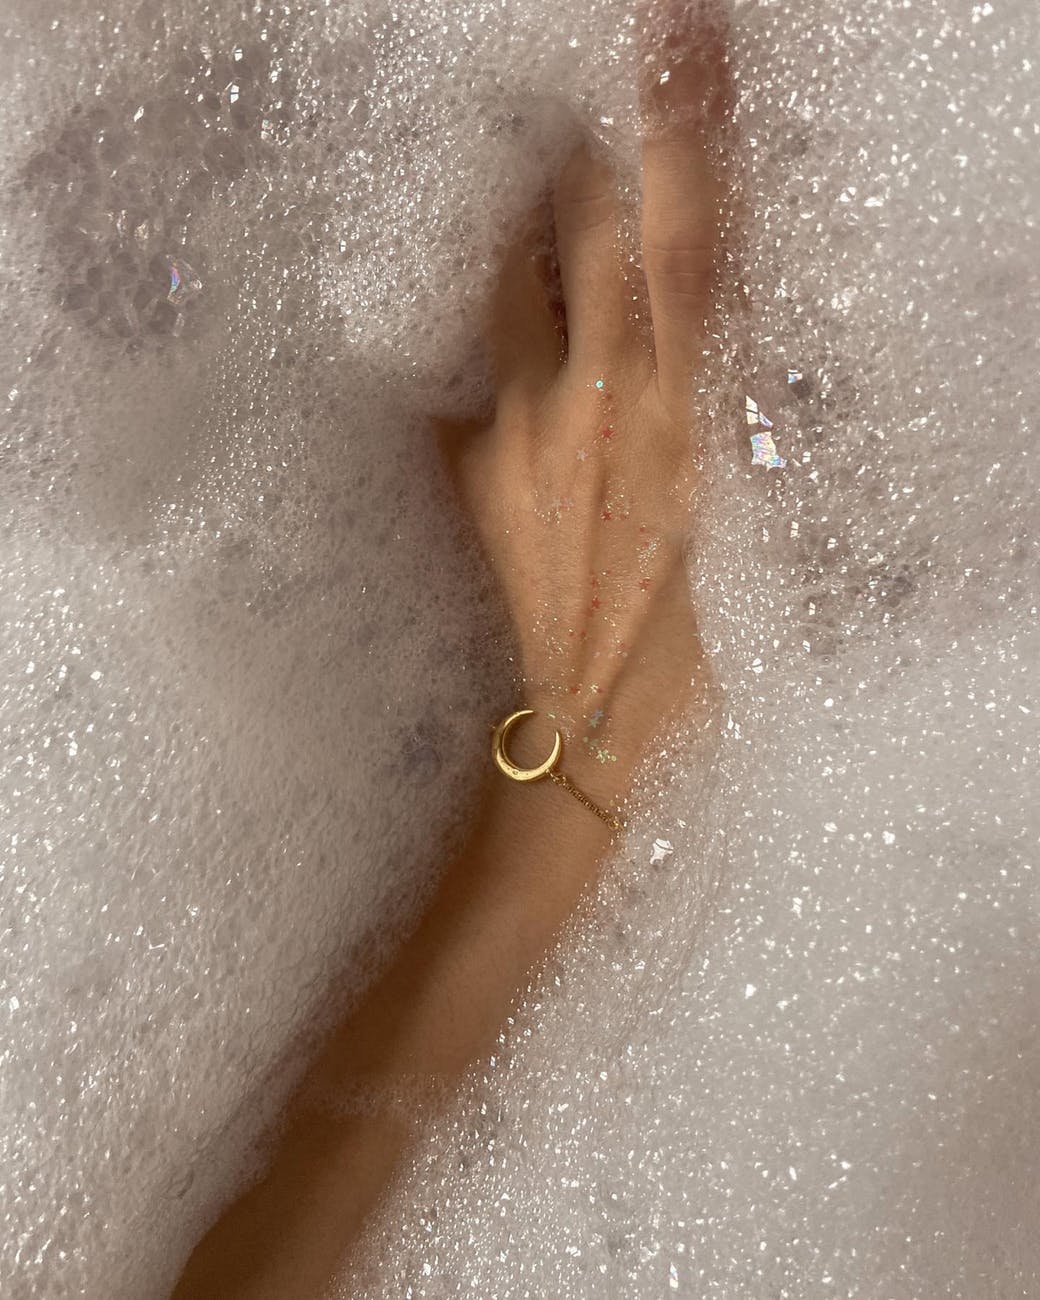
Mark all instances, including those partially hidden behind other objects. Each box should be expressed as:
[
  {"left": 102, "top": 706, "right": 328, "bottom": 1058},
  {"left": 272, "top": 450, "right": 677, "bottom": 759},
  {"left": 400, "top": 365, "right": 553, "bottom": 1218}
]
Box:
[{"left": 1, "top": 0, "right": 1037, "bottom": 1295}]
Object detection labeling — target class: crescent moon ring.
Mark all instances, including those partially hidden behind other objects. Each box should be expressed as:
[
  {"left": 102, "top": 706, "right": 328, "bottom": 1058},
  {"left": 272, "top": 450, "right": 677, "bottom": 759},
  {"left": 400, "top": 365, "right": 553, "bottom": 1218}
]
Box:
[{"left": 491, "top": 709, "right": 563, "bottom": 782}]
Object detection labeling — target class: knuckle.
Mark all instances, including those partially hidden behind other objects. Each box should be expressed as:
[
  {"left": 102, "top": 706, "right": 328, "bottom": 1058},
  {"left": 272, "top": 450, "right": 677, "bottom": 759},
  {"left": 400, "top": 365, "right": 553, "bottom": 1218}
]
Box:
[
  {"left": 556, "top": 187, "right": 618, "bottom": 237},
  {"left": 639, "top": 372, "right": 696, "bottom": 448},
  {"left": 642, "top": 241, "right": 715, "bottom": 299}
]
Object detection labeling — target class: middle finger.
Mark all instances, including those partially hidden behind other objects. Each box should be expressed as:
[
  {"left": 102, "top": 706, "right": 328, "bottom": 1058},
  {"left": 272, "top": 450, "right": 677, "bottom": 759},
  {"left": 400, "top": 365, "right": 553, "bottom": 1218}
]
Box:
[{"left": 553, "top": 141, "right": 638, "bottom": 373}]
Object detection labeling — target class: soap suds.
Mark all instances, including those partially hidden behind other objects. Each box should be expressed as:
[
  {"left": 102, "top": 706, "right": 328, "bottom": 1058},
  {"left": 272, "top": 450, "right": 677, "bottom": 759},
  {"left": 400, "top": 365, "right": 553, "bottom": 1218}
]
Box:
[{"left": 1, "top": 0, "right": 1037, "bottom": 1297}]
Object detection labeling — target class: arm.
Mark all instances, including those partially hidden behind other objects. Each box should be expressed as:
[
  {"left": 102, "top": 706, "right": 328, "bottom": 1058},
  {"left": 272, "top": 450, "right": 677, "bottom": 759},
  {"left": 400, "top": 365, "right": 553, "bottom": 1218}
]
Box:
[{"left": 172, "top": 19, "right": 727, "bottom": 1300}]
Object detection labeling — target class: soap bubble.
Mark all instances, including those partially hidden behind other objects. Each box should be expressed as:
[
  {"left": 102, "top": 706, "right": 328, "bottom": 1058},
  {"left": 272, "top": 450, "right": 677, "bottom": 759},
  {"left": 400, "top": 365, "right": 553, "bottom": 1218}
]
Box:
[{"left": 1, "top": 0, "right": 1037, "bottom": 1297}]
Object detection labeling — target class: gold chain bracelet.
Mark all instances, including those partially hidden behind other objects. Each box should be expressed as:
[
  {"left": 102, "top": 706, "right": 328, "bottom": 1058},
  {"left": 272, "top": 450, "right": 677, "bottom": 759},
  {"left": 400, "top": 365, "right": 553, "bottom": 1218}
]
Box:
[{"left": 489, "top": 708, "right": 626, "bottom": 835}]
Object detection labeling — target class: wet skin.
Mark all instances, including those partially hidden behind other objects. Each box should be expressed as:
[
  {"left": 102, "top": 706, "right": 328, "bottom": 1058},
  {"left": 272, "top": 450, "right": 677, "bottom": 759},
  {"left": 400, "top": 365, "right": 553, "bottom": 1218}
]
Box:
[{"left": 172, "top": 16, "right": 729, "bottom": 1299}]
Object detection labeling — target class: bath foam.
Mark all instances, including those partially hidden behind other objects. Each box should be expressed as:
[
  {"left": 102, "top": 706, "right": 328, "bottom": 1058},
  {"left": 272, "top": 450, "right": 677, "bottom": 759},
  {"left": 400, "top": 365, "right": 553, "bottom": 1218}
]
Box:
[
  {"left": 0, "top": 2, "right": 1037, "bottom": 1300},
  {"left": 335, "top": 0, "right": 1040, "bottom": 1295}
]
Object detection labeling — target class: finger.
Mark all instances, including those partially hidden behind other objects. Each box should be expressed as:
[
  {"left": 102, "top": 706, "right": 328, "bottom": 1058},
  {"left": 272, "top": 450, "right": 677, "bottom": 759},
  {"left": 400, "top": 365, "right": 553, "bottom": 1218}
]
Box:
[
  {"left": 489, "top": 203, "right": 563, "bottom": 395},
  {"left": 640, "top": 17, "right": 730, "bottom": 423},
  {"left": 552, "top": 141, "right": 634, "bottom": 371},
  {"left": 431, "top": 412, "right": 490, "bottom": 521}
]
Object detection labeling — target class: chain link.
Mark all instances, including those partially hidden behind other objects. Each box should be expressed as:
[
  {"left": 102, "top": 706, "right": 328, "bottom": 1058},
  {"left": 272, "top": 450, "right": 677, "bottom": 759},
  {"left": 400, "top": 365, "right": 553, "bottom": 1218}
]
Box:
[
  {"left": 547, "top": 769, "right": 626, "bottom": 835},
  {"left": 490, "top": 709, "right": 626, "bottom": 835}
]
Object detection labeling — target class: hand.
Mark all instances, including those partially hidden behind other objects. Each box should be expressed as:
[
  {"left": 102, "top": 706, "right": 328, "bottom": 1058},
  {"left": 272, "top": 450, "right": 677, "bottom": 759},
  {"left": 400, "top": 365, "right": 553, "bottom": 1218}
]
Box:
[
  {"left": 436, "top": 24, "right": 728, "bottom": 808},
  {"left": 170, "top": 23, "right": 732, "bottom": 1300}
]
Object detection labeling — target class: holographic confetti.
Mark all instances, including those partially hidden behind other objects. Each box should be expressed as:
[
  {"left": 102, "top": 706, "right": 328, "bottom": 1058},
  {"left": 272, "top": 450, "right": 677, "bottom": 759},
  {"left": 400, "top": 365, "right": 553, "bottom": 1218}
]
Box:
[
  {"left": 745, "top": 394, "right": 774, "bottom": 430},
  {"left": 747, "top": 395, "right": 786, "bottom": 468},
  {"left": 750, "top": 431, "right": 787, "bottom": 469},
  {"left": 165, "top": 255, "right": 202, "bottom": 305}
]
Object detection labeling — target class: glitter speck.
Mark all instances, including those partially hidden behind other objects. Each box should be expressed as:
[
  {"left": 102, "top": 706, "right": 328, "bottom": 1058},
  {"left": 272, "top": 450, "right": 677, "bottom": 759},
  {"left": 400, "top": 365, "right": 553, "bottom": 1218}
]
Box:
[
  {"left": 650, "top": 838, "right": 674, "bottom": 865},
  {"left": 746, "top": 395, "right": 773, "bottom": 430},
  {"left": 750, "top": 431, "right": 786, "bottom": 469},
  {"left": 165, "top": 256, "right": 203, "bottom": 306},
  {"left": 747, "top": 394, "right": 787, "bottom": 468}
]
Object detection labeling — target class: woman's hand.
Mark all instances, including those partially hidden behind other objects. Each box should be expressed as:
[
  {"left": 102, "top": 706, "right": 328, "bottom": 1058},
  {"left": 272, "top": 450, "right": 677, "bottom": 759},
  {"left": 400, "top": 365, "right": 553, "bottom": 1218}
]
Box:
[
  {"left": 171, "top": 22, "right": 730, "bottom": 1300},
  {"left": 437, "top": 26, "right": 727, "bottom": 808}
]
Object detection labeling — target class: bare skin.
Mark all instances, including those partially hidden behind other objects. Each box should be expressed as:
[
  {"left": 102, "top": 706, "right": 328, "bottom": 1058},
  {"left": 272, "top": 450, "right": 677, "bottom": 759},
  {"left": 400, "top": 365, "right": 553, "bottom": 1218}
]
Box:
[{"left": 172, "top": 18, "right": 728, "bottom": 1300}]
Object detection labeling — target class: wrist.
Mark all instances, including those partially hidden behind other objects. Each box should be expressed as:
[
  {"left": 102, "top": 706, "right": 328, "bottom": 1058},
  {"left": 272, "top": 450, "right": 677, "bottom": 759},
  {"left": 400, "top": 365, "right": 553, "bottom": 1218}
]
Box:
[{"left": 492, "top": 689, "right": 656, "bottom": 817}]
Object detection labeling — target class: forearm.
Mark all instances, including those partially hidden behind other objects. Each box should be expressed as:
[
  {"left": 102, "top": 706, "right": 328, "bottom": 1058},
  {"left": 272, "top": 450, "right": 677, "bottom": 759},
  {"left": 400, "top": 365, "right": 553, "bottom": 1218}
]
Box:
[
  {"left": 173, "top": 17, "right": 724, "bottom": 1284},
  {"left": 327, "top": 787, "right": 612, "bottom": 1072},
  {"left": 334, "top": 601, "right": 708, "bottom": 1087},
  {"left": 172, "top": 721, "right": 636, "bottom": 1300}
]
